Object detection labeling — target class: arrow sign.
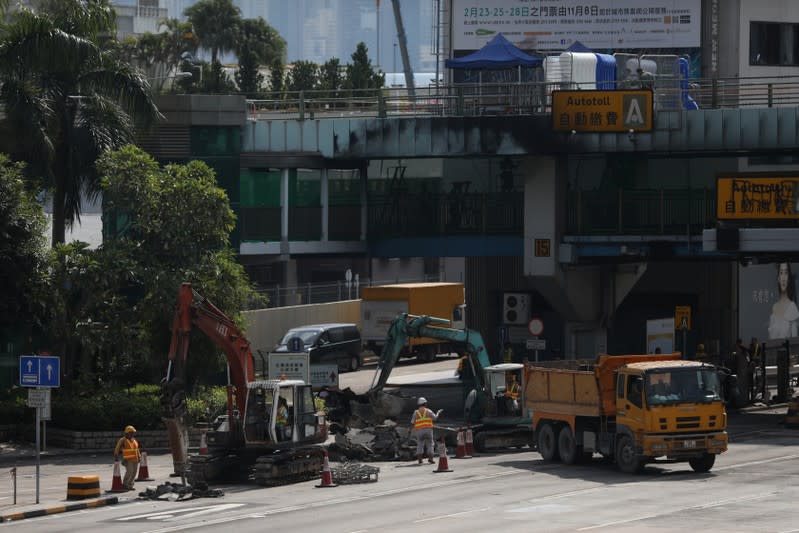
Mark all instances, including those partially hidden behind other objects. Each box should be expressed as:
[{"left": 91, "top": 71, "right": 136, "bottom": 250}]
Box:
[{"left": 19, "top": 355, "right": 60, "bottom": 388}]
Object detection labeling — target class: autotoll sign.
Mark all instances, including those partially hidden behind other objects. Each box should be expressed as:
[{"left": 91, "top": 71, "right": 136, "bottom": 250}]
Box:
[{"left": 552, "top": 90, "right": 653, "bottom": 133}]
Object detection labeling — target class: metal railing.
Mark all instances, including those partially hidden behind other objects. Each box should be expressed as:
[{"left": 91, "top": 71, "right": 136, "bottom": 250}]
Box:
[
  {"left": 246, "top": 75, "right": 799, "bottom": 121},
  {"left": 252, "top": 275, "right": 440, "bottom": 309}
]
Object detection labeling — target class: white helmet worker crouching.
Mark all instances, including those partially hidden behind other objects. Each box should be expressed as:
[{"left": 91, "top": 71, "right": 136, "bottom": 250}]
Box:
[{"left": 417, "top": 397, "right": 427, "bottom": 406}]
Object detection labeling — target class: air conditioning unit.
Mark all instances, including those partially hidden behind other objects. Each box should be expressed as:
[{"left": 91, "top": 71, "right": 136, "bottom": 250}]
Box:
[{"left": 503, "top": 293, "right": 530, "bottom": 325}]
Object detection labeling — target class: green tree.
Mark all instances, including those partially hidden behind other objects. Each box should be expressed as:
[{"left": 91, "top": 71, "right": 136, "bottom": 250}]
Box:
[
  {"left": 287, "top": 60, "right": 319, "bottom": 92},
  {"left": 269, "top": 58, "right": 285, "bottom": 97},
  {"left": 0, "top": 156, "right": 47, "bottom": 327},
  {"left": 184, "top": 0, "right": 241, "bottom": 93},
  {"left": 39, "top": 145, "right": 264, "bottom": 389},
  {"left": 345, "top": 42, "right": 384, "bottom": 96},
  {"left": 0, "top": 1, "right": 160, "bottom": 246},
  {"left": 235, "top": 17, "right": 286, "bottom": 96},
  {"left": 319, "top": 57, "right": 344, "bottom": 99}
]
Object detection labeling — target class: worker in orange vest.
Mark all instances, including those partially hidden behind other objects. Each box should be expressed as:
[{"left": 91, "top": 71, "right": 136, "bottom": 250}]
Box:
[
  {"left": 113, "top": 425, "right": 141, "bottom": 490},
  {"left": 505, "top": 374, "right": 520, "bottom": 414},
  {"left": 409, "top": 397, "right": 442, "bottom": 465}
]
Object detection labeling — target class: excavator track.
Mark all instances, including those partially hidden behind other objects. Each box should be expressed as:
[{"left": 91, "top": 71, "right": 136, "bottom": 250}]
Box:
[
  {"left": 185, "top": 453, "right": 249, "bottom": 485},
  {"left": 253, "top": 447, "right": 326, "bottom": 486}
]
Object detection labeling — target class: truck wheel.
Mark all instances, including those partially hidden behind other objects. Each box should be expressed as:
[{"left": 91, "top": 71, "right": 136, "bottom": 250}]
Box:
[
  {"left": 615, "top": 435, "right": 644, "bottom": 474},
  {"left": 349, "top": 355, "right": 360, "bottom": 372},
  {"left": 688, "top": 453, "right": 715, "bottom": 473},
  {"left": 557, "top": 426, "right": 580, "bottom": 465},
  {"left": 537, "top": 423, "right": 560, "bottom": 461}
]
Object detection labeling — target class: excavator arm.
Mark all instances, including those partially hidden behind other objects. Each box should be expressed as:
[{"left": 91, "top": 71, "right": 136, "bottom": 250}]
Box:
[
  {"left": 368, "top": 313, "right": 492, "bottom": 394},
  {"left": 161, "top": 282, "right": 255, "bottom": 476}
]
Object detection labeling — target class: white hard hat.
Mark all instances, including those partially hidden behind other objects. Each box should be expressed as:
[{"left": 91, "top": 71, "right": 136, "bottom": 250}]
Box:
[{"left": 417, "top": 397, "right": 427, "bottom": 406}]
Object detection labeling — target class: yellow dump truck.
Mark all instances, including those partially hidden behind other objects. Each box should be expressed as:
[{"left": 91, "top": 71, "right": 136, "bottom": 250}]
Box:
[
  {"left": 525, "top": 354, "right": 728, "bottom": 473},
  {"left": 360, "top": 282, "right": 466, "bottom": 362}
]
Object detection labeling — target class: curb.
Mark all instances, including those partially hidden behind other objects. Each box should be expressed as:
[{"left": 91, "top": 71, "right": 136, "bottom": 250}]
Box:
[{"left": 0, "top": 496, "right": 119, "bottom": 523}]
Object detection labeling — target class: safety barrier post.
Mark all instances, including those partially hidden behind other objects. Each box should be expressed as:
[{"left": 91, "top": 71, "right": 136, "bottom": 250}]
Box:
[{"left": 11, "top": 467, "right": 16, "bottom": 505}]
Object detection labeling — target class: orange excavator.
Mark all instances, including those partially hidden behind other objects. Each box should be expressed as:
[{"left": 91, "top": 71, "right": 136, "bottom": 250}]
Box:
[{"left": 161, "top": 283, "right": 327, "bottom": 486}]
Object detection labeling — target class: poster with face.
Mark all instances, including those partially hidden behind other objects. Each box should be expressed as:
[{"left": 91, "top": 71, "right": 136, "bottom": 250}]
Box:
[{"left": 739, "top": 261, "right": 799, "bottom": 343}]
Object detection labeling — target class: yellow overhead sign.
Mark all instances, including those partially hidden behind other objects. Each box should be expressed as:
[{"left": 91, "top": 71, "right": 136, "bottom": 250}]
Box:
[
  {"left": 552, "top": 90, "right": 653, "bottom": 133},
  {"left": 716, "top": 175, "right": 799, "bottom": 220}
]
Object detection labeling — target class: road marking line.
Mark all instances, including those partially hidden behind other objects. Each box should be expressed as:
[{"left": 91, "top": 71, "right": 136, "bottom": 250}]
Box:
[
  {"left": 139, "top": 471, "right": 522, "bottom": 533},
  {"left": 714, "top": 452, "right": 799, "bottom": 471},
  {"left": 414, "top": 507, "right": 489, "bottom": 523},
  {"left": 577, "top": 492, "right": 774, "bottom": 530},
  {"left": 117, "top": 503, "right": 245, "bottom": 522}
]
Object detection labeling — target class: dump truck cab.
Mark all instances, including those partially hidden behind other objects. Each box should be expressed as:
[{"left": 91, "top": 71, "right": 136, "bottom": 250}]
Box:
[{"left": 615, "top": 361, "right": 728, "bottom": 472}]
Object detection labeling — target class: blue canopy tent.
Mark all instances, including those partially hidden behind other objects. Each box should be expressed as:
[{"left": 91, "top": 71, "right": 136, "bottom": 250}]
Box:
[
  {"left": 445, "top": 33, "right": 542, "bottom": 84},
  {"left": 567, "top": 40, "right": 593, "bottom": 53}
]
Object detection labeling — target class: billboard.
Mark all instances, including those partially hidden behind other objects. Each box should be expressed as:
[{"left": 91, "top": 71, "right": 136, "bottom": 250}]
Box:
[
  {"left": 739, "top": 262, "right": 799, "bottom": 344},
  {"left": 452, "top": 0, "right": 701, "bottom": 51},
  {"left": 717, "top": 175, "right": 799, "bottom": 221}
]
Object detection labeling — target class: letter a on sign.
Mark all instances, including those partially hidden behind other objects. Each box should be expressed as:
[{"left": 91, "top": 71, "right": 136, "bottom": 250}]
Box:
[{"left": 622, "top": 93, "right": 650, "bottom": 130}]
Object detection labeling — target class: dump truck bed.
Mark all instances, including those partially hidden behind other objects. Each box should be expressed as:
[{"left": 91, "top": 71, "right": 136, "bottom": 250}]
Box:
[{"left": 524, "top": 354, "right": 681, "bottom": 418}]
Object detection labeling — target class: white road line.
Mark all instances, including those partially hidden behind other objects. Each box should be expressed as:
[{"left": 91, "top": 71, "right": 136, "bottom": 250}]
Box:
[
  {"left": 117, "top": 503, "right": 246, "bottom": 522},
  {"left": 713, "top": 452, "right": 799, "bottom": 471},
  {"left": 577, "top": 492, "right": 774, "bottom": 530},
  {"left": 414, "top": 507, "right": 490, "bottom": 523},
  {"left": 139, "top": 471, "right": 522, "bottom": 533}
]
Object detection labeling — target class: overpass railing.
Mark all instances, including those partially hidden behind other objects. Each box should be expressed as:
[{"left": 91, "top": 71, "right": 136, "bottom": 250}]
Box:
[{"left": 246, "top": 75, "right": 799, "bottom": 121}]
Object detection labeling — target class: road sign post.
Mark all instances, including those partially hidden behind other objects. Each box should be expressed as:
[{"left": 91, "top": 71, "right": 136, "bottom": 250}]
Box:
[{"left": 19, "top": 356, "right": 60, "bottom": 505}]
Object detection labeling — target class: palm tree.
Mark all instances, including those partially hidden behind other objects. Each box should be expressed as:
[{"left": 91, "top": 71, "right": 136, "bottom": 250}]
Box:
[
  {"left": 184, "top": 0, "right": 241, "bottom": 92},
  {"left": 0, "top": 1, "right": 160, "bottom": 245}
]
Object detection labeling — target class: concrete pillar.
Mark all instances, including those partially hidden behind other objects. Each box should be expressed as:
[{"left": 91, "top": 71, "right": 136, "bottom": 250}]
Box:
[
  {"left": 320, "top": 167, "right": 329, "bottom": 242},
  {"left": 280, "top": 168, "right": 289, "bottom": 245},
  {"left": 523, "top": 156, "right": 561, "bottom": 278},
  {"left": 360, "top": 164, "right": 368, "bottom": 241}
]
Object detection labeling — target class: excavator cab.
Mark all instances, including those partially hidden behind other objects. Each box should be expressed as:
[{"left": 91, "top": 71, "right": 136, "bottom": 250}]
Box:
[
  {"left": 483, "top": 363, "right": 525, "bottom": 417},
  {"left": 243, "top": 380, "right": 325, "bottom": 447}
]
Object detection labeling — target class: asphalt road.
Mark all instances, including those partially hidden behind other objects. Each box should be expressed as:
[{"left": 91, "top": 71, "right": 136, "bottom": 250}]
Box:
[
  {"left": 2, "top": 359, "right": 794, "bottom": 532},
  {"left": 1, "top": 404, "right": 796, "bottom": 532}
]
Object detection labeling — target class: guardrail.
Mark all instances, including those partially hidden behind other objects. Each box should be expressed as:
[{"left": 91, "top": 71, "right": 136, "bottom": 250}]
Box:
[{"left": 246, "top": 75, "right": 799, "bottom": 121}]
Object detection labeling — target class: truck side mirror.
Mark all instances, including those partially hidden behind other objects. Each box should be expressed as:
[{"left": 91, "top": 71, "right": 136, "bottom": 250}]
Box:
[{"left": 464, "top": 389, "right": 477, "bottom": 420}]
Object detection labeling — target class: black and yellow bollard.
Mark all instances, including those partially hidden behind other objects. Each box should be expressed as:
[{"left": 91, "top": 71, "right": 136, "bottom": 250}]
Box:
[{"left": 67, "top": 475, "right": 101, "bottom": 500}]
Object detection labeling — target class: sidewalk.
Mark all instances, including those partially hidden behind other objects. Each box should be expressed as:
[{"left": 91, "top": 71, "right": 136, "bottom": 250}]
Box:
[{"left": 0, "top": 441, "right": 151, "bottom": 523}]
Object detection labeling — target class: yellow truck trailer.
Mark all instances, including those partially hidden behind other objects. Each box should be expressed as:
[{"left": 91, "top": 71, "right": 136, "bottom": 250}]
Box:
[
  {"left": 525, "top": 354, "right": 728, "bottom": 473},
  {"left": 360, "top": 282, "right": 466, "bottom": 362}
]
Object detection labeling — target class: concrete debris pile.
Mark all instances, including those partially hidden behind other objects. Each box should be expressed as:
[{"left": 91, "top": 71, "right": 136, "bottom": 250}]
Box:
[
  {"left": 138, "top": 481, "right": 224, "bottom": 501},
  {"left": 327, "top": 422, "right": 417, "bottom": 461}
]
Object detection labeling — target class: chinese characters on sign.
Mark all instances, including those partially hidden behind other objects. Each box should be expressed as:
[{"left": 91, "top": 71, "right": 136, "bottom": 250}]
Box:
[
  {"left": 267, "top": 353, "right": 310, "bottom": 382},
  {"left": 452, "top": 0, "right": 701, "bottom": 51},
  {"left": 552, "top": 90, "right": 652, "bottom": 132},
  {"left": 716, "top": 176, "right": 799, "bottom": 220}
]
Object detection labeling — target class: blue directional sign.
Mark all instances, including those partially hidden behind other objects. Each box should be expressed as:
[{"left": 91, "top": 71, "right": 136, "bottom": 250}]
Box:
[{"left": 19, "top": 355, "right": 61, "bottom": 388}]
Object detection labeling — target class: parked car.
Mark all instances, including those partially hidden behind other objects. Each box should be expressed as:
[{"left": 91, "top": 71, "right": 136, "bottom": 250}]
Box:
[{"left": 273, "top": 323, "right": 362, "bottom": 372}]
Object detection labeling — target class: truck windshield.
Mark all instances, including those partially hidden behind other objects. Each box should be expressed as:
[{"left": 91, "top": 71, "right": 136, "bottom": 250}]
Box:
[{"left": 646, "top": 368, "right": 721, "bottom": 405}]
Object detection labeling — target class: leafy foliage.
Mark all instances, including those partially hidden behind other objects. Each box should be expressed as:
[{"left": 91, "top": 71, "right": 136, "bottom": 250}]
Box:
[
  {"left": 345, "top": 42, "right": 384, "bottom": 96},
  {"left": 287, "top": 60, "right": 319, "bottom": 92},
  {"left": 235, "top": 17, "right": 285, "bottom": 96},
  {"left": 32, "top": 145, "right": 265, "bottom": 392},
  {"left": 184, "top": 0, "right": 241, "bottom": 92},
  {"left": 0, "top": 0, "right": 160, "bottom": 246},
  {"left": 0, "top": 156, "right": 47, "bottom": 326}
]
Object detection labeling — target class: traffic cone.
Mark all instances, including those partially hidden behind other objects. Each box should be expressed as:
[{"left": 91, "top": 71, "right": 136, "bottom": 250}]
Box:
[
  {"left": 454, "top": 428, "right": 471, "bottom": 459},
  {"left": 315, "top": 450, "right": 337, "bottom": 488},
  {"left": 433, "top": 437, "right": 452, "bottom": 473},
  {"left": 135, "top": 451, "right": 154, "bottom": 481},
  {"left": 108, "top": 460, "right": 126, "bottom": 492},
  {"left": 199, "top": 432, "right": 209, "bottom": 455},
  {"left": 465, "top": 427, "right": 475, "bottom": 456}
]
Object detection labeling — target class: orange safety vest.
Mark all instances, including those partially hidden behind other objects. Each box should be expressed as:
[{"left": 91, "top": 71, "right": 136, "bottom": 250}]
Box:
[
  {"left": 118, "top": 437, "right": 139, "bottom": 462},
  {"left": 414, "top": 408, "right": 433, "bottom": 429},
  {"left": 506, "top": 382, "right": 519, "bottom": 400}
]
